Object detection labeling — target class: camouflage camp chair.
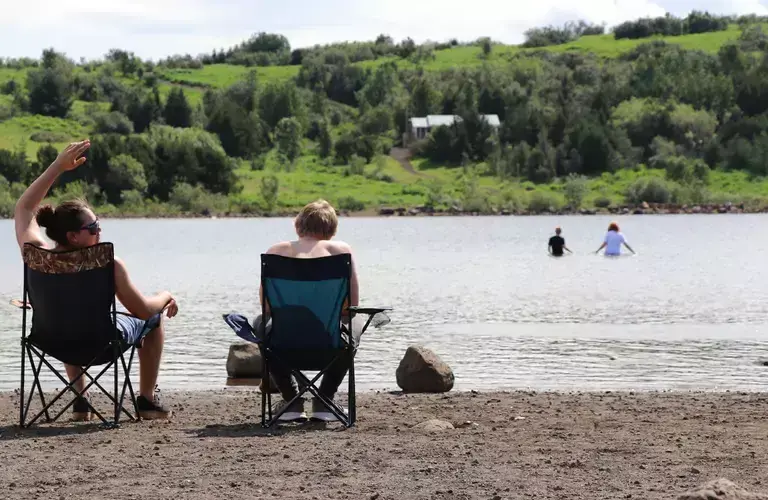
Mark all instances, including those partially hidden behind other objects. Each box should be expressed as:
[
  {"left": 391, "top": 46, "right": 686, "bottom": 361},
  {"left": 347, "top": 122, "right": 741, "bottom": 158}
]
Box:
[{"left": 19, "top": 242, "right": 147, "bottom": 428}]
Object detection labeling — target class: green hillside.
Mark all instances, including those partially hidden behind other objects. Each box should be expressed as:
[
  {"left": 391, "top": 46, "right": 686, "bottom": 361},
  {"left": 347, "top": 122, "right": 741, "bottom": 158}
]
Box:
[{"left": 2, "top": 12, "right": 768, "bottom": 217}]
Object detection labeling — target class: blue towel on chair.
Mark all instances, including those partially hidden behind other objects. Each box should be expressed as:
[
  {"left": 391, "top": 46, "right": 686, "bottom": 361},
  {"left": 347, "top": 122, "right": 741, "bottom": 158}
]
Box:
[{"left": 222, "top": 313, "right": 261, "bottom": 344}]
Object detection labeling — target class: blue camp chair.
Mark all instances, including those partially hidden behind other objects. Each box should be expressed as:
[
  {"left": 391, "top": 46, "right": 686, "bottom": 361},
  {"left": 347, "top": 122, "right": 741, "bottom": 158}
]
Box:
[{"left": 223, "top": 253, "right": 391, "bottom": 428}]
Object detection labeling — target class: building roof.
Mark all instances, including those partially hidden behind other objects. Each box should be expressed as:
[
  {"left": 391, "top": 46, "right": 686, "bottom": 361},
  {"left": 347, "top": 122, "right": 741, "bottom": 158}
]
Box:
[
  {"left": 409, "top": 117, "right": 428, "bottom": 129},
  {"left": 426, "top": 115, "right": 457, "bottom": 127},
  {"left": 481, "top": 114, "right": 501, "bottom": 127},
  {"left": 410, "top": 114, "right": 501, "bottom": 129}
]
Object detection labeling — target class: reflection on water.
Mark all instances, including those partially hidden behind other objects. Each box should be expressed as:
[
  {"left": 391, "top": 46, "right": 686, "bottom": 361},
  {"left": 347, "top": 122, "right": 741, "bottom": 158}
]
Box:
[{"left": 1, "top": 215, "right": 767, "bottom": 391}]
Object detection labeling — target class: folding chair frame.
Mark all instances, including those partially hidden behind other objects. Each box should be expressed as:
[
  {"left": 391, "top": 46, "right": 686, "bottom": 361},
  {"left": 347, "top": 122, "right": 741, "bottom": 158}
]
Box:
[
  {"left": 18, "top": 244, "right": 141, "bottom": 429},
  {"left": 260, "top": 330, "right": 357, "bottom": 428},
  {"left": 258, "top": 254, "right": 357, "bottom": 428}
]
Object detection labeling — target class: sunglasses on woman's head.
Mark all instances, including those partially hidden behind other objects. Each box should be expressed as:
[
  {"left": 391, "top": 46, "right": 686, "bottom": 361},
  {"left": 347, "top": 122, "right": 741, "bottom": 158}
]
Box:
[{"left": 80, "top": 218, "right": 101, "bottom": 235}]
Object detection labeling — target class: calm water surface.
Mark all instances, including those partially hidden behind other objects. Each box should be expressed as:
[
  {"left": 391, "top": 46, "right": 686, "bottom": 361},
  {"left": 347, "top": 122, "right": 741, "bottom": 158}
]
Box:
[{"left": 1, "top": 215, "right": 766, "bottom": 392}]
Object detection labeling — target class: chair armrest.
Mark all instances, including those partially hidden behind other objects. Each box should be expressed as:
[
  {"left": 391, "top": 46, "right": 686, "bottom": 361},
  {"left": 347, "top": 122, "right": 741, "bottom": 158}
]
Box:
[
  {"left": 10, "top": 299, "right": 31, "bottom": 310},
  {"left": 347, "top": 306, "right": 392, "bottom": 336},
  {"left": 348, "top": 306, "right": 392, "bottom": 315}
]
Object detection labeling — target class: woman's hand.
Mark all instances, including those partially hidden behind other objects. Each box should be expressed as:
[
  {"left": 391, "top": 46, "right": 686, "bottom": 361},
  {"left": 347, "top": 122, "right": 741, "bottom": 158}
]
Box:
[
  {"left": 164, "top": 297, "right": 179, "bottom": 318},
  {"left": 54, "top": 140, "right": 90, "bottom": 172}
]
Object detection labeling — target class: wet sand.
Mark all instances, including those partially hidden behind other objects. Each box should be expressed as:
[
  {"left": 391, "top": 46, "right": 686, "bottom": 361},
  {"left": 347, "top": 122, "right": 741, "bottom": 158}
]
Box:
[{"left": 1, "top": 389, "right": 767, "bottom": 499}]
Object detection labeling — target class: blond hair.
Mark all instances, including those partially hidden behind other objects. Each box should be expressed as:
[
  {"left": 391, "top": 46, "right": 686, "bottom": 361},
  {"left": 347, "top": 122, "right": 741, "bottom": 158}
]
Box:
[{"left": 294, "top": 199, "right": 338, "bottom": 239}]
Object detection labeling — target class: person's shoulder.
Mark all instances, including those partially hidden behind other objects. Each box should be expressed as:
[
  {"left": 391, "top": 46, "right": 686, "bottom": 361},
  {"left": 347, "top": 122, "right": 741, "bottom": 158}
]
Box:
[
  {"left": 113, "top": 255, "right": 129, "bottom": 276},
  {"left": 265, "top": 241, "right": 293, "bottom": 256},
  {"left": 324, "top": 239, "right": 353, "bottom": 255}
]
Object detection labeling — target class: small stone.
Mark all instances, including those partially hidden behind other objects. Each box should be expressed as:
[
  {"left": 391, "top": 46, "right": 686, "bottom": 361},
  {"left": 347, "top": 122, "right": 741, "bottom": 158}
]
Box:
[{"left": 412, "top": 419, "right": 454, "bottom": 432}]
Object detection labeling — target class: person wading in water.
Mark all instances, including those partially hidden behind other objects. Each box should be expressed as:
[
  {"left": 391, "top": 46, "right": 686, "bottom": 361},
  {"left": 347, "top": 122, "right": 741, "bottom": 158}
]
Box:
[{"left": 548, "top": 227, "right": 572, "bottom": 257}]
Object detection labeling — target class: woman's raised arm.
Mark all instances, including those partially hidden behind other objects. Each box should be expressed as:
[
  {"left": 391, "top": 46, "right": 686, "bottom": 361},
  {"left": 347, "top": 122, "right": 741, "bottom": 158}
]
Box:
[{"left": 14, "top": 140, "right": 90, "bottom": 251}]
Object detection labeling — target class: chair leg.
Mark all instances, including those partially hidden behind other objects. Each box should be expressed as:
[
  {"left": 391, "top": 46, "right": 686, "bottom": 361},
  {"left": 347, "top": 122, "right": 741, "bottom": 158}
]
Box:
[
  {"left": 114, "top": 343, "right": 119, "bottom": 426},
  {"left": 119, "top": 348, "right": 139, "bottom": 421},
  {"left": 19, "top": 340, "right": 25, "bottom": 427},
  {"left": 348, "top": 355, "right": 356, "bottom": 427},
  {"left": 262, "top": 356, "right": 271, "bottom": 428},
  {"left": 24, "top": 348, "right": 51, "bottom": 425}
]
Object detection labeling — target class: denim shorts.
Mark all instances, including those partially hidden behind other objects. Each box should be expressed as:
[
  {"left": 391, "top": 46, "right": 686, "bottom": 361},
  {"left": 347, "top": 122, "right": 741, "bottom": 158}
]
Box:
[{"left": 115, "top": 312, "right": 162, "bottom": 345}]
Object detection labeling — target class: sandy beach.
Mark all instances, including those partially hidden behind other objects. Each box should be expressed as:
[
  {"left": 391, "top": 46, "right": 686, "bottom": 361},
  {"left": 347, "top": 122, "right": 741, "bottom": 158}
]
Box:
[{"left": 1, "top": 389, "right": 767, "bottom": 499}]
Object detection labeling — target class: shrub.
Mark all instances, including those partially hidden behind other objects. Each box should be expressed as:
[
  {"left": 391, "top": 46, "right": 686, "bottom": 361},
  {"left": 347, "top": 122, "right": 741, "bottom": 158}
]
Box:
[
  {"left": 594, "top": 195, "right": 612, "bottom": 208},
  {"left": 625, "top": 177, "right": 672, "bottom": 204},
  {"left": 30, "top": 131, "right": 69, "bottom": 143},
  {"left": 94, "top": 111, "right": 134, "bottom": 135},
  {"left": 672, "top": 181, "right": 711, "bottom": 205},
  {"left": 260, "top": 174, "right": 279, "bottom": 211},
  {"left": 337, "top": 195, "right": 365, "bottom": 212},
  {"left": 348, "top": 154, "right": 366, "bottom": 176},
  {"left": 528, "top": 191, "right": 562, "bottom": 212},
  {"left": 169, "top": 182, "right": 229, "bottom": 214},
  {"left": 563, "top": 174, "right": 589, "bottom": 209}
]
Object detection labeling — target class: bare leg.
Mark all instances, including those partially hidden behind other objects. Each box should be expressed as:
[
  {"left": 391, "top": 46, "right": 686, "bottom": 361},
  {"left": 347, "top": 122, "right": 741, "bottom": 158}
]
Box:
[
  {"left": 64, "top": 364, "right": 87, "bottom": 394},
  {"left": 137, "top": 323, "right": 164, "bottom": 400}
]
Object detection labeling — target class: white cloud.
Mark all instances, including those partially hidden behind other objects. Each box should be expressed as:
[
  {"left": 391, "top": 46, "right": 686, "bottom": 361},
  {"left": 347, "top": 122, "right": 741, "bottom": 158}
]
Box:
[{"left": 1, "top": 0, "right": 766, "bottom": 60}]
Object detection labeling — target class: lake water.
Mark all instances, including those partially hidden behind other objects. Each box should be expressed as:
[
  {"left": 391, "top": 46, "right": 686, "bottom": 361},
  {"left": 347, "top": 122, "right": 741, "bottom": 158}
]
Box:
[{"left": 1, "top": 215, "right": 767, "bottom": 393}]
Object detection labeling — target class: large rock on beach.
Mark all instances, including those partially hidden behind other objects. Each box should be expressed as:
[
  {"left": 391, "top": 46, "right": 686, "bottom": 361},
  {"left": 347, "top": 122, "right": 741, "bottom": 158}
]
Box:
[
  {"left": 678, "top": 479, "right": 768, "bottom": 500},
  {"left": 226, "top": 343, "right": 263, "bottom": 378},
  {"left": 396, "top": 345, "right": 454, "bottom": 393}
]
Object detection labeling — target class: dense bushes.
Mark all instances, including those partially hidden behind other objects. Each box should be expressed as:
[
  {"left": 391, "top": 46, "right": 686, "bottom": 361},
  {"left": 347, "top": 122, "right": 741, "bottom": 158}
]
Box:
[
  {"left": 614, "top": 12, "right": 728, "bottom": 40},
  {"left": 523, "top": 21, "right": 605, "bottom": 48}
]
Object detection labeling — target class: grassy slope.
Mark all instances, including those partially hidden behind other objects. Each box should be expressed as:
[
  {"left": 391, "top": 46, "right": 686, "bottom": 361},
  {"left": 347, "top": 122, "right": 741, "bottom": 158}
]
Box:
[
  {"left": 150, "top": 26, "right": 743, "bottom": 89},
  {"left": 3, "top": 26, "right": 768, "bottom": 211}
]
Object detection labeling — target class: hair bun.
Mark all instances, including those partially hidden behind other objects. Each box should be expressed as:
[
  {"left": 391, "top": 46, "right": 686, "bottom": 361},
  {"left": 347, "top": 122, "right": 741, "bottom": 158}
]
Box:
[{"left": 35, "top": 205, "right": 56, "bottom": 228}]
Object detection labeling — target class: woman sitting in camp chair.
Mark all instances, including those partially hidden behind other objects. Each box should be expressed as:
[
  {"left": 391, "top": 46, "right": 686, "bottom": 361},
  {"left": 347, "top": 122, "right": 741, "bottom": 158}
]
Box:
[{"left": 14, "top": 139, "right": 177, "bottom": 421}]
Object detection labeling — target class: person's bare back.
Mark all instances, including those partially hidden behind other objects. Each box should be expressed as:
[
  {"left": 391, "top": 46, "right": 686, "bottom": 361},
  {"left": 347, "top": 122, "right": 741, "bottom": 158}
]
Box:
[{"left": 266, "top": 238, "right": 353, "bottom": 259}]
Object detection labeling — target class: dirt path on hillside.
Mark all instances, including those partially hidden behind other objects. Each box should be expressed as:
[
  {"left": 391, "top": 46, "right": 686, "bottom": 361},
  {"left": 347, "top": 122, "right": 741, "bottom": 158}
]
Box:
[{"left": 389, "top": 147, "right": 425, "bottom": 176}]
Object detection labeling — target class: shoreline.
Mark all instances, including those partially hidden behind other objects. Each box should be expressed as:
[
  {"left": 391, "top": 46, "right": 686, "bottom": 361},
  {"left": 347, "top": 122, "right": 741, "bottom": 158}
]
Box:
[
  {"left": 2, "top": 389, "right": 767, "bottom": 499},
  {"left": 1, "top": 202, "right": 766, "bottom": 220}
]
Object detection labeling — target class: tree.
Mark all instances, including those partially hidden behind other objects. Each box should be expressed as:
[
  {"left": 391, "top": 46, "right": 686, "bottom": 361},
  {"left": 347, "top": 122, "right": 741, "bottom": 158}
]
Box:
[
  {"left": 357, "top": 62, "right": 402, "bottom": 109},
  {"left": 127, "top": 87, "right": 162, "bottom": 133},
  {"left": 94, "top": 111, "right": 134, "bottom": 135},
  {"left": 260, "top": 174, "right": 279, "bottom": 211},
  {"left": 205, "top": 92, "right": 270, "bottom": 158},
  {"left": 275, "top": 117, "right": 302, "bottom": 164},
  {"left": 0, "top": 147, "right": 27, "bottom": 183},
  {"left": 481, "top": 38, "right": 492, "bottom": 58},
  {"left": 410, "top": 75, "right": 442, "bottom": 117},
  {"left": 564, "top": 174, "right": 588, "bottom": 208},
  {"left": 360, "top": 106, "right": 393, "bottom": 135},
  {"left": 26, "top": 49, "right": 74, "bottom": 117},
  {"left": 258, "top": 82, "right": 307, "bottom": 129},
  {"left": 105, "top": 154, "right": 148, "bottom": 203},
  {"left": 317, "top": 119, "right": 333, "bottom": 158},
  {"left": 145, "top": 126, "right": 239, "bottom": 200},
  {"left": 163, "top": 87, "right": 193, "bottom": 128}
]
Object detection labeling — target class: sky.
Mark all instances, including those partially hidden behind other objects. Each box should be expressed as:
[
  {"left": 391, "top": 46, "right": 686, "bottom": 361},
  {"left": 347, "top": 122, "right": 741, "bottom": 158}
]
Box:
[{"left": 2, "top": 0, "right": 768, "bottom": 62}]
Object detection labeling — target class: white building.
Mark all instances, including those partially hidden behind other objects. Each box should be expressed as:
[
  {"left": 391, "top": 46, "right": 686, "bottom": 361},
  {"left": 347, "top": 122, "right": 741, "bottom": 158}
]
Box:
[{"left": 406, "top": 114, "right": 501, "bottom": 143}]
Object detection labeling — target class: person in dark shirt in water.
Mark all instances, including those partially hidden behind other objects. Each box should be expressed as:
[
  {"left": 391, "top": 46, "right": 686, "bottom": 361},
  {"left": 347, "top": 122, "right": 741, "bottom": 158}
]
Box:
[{"left": 548, "top": 227, "right": 572, "bottom": 257}]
